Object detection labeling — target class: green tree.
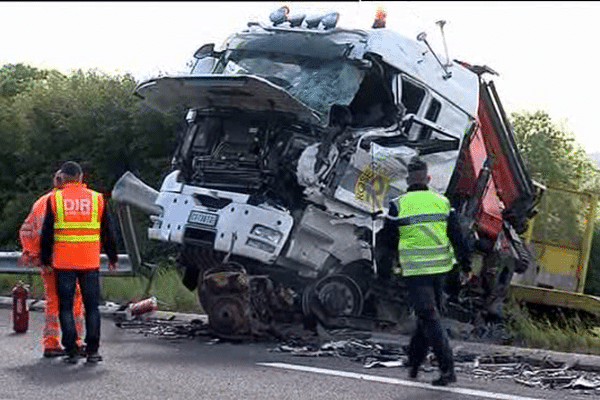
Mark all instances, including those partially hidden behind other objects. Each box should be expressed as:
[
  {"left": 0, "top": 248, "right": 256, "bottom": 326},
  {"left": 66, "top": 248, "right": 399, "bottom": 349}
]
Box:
[
  {"left": 511, "top": 110, "right": 598, "bottom": 190},
  {"left": 0, "top": 64, "right": 181, "bottom": 249},
  {"left": 0, "top": 63, "right": 48, "bottom": 98}
]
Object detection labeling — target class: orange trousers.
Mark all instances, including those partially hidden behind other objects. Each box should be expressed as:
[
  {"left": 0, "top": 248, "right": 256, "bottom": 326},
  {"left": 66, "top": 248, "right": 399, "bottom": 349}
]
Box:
[{"left": 41, "top": 268, "right": 84, "bottom": 350}]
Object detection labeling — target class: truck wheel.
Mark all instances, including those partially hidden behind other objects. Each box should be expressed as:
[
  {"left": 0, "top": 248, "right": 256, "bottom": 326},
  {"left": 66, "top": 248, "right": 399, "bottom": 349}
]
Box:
[{"left": 303, "top": 274, "right": 364, "bottom": 318}]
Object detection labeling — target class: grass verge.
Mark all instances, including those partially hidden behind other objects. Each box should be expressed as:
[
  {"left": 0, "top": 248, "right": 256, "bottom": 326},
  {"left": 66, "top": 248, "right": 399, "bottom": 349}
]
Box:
[
  {"left": 504, "top": 299, "right": 600, "bottom": 355},
  {"left": 0, "top": 262, "right": 201, "bottom": 313}
]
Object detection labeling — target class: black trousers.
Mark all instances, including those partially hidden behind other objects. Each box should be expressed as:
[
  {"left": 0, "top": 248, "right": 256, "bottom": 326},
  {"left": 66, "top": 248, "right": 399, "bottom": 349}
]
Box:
[
  {"left": 56, "top": 269, "right": 101, "bottom": 355},
  {"left": 404, "top": 273, "right": 454, "bottom": 374}
]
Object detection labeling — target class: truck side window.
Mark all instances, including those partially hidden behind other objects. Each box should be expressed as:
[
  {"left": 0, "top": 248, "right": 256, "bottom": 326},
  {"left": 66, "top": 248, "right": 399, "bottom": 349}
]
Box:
[
  {"left": 418, "top": 98, "right": 442, "bottom": 140},
  {"left": 401, "top": 78, "right": 426, "bottom": 115}
]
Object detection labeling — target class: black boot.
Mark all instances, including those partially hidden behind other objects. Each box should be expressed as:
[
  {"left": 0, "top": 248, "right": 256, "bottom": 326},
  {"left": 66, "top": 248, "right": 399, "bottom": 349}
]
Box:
[
  {"left": 408, "top": 365, "right": 419, "bottom": 379},
  {"left": 86, "top": 352, "right": 103, "bottom": 364},
  {"left": 63, "top": 349, "right": 79, "bottom": 364},
  {"left": 43, "top": 348, "right": 66, "bottom": 358},
  {"left": 432, "top": 371, "right": 456, "bottom": 386}
]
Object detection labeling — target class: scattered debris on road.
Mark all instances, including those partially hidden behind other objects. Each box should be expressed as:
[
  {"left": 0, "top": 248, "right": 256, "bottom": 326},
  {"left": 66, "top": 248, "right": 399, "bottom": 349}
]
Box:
[
  {"left": 114, "top": 317, "right": 209, "bottom": 341},
  {"left": 114, "top": 312, "right": 600, "bottom": 394}
]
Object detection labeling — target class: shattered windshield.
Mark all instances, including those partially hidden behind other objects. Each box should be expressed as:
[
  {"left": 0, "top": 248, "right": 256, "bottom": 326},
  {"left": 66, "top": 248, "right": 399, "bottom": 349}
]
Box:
[{"left": 219, "top": 50, "right": 364, "bottom": 117}]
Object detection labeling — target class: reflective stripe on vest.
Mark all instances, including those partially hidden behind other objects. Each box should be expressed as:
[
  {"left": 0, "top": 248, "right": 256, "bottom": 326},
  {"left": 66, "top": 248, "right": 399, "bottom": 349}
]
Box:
[
  {"left": 394, "top": 190, "right": 455, "bottom": 277},
  {"left": 54, "top": 190, "right": 100, "bottom": 242},
  {"left": 387, "top": 213, "right": 449, "bottom": 226}
]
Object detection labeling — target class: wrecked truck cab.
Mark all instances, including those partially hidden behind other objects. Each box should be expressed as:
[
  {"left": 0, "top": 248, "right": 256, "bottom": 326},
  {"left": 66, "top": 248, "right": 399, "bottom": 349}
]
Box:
[{"left": 115, "top": 11, "right": 536, "bottom": 336}]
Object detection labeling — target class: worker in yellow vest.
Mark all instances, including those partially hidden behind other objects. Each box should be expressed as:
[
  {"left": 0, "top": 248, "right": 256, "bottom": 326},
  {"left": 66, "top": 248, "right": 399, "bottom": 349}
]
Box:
[
  {"left": 384, "top": 156, "right": 456, "bottom": 386},
  {"left": 40, "top": 161, "right": 118, "bottom": 364},
  {"left": 19, "top": 170, "right": 85, "bottom": 358}
]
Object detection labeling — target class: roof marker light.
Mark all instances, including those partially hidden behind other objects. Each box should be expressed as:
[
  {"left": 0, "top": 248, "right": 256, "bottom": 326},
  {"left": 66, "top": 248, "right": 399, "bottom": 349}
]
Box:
[
  {"left": 288, "top": 13, "right": 306, "bottom": 27},
  {"left": 305, "top": 14, "right": 322, "bottom": 29},
  {"left": 372, "top": 6, "right": 386, "bottom": 28},
  {"left": 321, "top": 12, "right": 339, "bottom": 30},
  {"left": 269, "top": 6, "right": 290, "bottom": 26}
]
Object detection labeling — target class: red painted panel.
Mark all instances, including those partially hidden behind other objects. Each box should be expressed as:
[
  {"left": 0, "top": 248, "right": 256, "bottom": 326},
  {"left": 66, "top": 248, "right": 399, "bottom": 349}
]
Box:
[
  {"left": 477, "top": 95, "right": 521, "bottom": 209},
  {"left": 478, "top": 177, "right": 503, "bottom": 240}
]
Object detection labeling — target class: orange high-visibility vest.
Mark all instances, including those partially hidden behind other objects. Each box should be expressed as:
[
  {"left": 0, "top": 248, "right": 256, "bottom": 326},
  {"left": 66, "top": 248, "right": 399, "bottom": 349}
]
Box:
[
  {"left": 49, "top": 182, "right": 104, "bottom": 269},
  {"left": 20, "top": 190, "right": 86, "bottom": 348},
  {"left": 20, "top": 191, "right": 55, "bottom": 266}
]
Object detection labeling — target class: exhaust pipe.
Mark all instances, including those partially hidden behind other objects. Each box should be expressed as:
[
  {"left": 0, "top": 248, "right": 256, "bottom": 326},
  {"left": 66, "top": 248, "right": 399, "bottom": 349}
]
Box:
[{"left": 111, "top": 171, "right": 161, "bottom": 216}]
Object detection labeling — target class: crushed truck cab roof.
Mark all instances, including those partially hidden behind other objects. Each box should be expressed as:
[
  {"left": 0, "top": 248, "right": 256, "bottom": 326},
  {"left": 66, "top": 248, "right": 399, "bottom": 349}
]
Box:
[{"left": 134, "top": 75, "right": 322, "bottom": 125}]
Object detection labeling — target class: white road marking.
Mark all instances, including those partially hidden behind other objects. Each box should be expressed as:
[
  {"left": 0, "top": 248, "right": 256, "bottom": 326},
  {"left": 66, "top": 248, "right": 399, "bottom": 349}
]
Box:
[{"left": 257, "top": 362, "right": 544, "bottom": 400}]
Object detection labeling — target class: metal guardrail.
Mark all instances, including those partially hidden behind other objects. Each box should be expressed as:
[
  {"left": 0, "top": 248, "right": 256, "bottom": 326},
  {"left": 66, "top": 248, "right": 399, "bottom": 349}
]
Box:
[{"left": 0, "top": 252, "right": 133, "bottom": 276}]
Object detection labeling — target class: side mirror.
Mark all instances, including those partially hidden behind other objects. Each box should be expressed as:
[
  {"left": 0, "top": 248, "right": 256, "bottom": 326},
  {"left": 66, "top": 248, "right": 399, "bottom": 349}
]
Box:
[{"left": 194, "top": 43, "right": 216, "bottom": 60}]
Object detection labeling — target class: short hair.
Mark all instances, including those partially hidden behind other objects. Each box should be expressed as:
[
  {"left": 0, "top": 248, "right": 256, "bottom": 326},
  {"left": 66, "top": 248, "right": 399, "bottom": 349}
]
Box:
[
  {"left": 60, "top": 161, "right": 83, "bottom": 178},
  {"left": 407, "top": 156, "right": 427, "bottom": 174},
  {"left": 52, "top": 170, "right": 62, "bottom": 185}
]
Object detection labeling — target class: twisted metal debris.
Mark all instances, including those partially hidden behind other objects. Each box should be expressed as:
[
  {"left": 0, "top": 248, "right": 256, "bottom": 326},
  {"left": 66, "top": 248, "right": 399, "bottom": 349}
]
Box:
[
  {"left": 115, "top": 317, "right": 209, "bottom": 340},
  {"left": 114, "top": 313, "right": 600, "bottom": 393},
  {"left": 270, "top": 334, "right": 600, "bottom": 393},
  {"left": 458, "top": 355, "right": 600, "bottom": 392}
]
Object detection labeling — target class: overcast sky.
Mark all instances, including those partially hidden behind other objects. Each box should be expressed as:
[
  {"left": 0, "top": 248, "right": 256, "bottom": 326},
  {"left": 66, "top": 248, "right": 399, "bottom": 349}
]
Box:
[{"left": 2, "top": 1, "right": 599, "bottom": 152}]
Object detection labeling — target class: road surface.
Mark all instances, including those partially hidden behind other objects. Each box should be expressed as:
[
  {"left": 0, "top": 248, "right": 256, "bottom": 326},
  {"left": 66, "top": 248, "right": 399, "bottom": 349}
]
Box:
[{"left": 0, "top": 310, "right": 594, "bottom": 400}]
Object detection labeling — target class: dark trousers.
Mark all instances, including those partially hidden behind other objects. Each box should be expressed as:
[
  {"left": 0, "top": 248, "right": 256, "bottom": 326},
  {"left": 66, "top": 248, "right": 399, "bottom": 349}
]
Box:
[
  {"left": 56, "top": 269, "right": 101, "bottom": 355},
  {"left": 405, "top": 273, "right": 454, "bottom": 374}
]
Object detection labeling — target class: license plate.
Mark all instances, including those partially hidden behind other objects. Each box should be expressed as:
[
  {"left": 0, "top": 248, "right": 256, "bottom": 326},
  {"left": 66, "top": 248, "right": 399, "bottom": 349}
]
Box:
[{"left": 188, "top": 211, "right": 218, "bottom": 227}]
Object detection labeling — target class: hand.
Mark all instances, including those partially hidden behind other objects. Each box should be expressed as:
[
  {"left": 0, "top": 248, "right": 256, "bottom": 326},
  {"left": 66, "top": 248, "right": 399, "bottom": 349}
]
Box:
[
  {"left": 108, "top": 261, "right": 118, "bottom": 272},
  {"left": 460, "top": 271, "right": 474, "bottom": 285}
]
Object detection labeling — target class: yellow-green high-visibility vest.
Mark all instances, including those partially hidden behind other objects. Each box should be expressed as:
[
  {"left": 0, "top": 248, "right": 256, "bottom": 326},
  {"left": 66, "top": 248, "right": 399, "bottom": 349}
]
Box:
[{"left": 393, "top": 189, "right": 456, "bottom": 277}]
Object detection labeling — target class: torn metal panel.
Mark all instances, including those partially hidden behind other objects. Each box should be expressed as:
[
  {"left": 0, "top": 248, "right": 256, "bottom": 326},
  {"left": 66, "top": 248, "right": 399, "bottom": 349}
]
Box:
[
  {"left": 296, "top": 143, "right": 339, "bottom": 188},
  {"left": 282, "top": 205, "right": 371, "bottom": 270}
]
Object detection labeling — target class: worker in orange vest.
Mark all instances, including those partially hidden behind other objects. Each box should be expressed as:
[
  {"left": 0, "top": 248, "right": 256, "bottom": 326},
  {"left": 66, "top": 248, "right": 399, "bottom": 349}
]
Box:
[
  {"left": 40, "top": 161, "right": 118, "bottom": 364},
  {"left": 19, "top": 170, "right": 86, "bottom": 358}
]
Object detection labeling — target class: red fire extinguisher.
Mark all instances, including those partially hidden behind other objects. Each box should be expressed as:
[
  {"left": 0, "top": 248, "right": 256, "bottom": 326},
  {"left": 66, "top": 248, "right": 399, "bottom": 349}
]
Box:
[{"left": 12, "top": 281, "right": 29, "bottom": 334}]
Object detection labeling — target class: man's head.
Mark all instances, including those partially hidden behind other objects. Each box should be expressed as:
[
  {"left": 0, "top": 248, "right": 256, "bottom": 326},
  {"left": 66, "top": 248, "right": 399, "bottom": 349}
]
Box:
[
  {"left": 59, "top": 161, "right": 83, "bottom": 183},
  {"left": 406, "top": 156, "right": 430, "bottom": 187},
  {"left": 52, "top": 170, "right": 62, "bottom": 189}
]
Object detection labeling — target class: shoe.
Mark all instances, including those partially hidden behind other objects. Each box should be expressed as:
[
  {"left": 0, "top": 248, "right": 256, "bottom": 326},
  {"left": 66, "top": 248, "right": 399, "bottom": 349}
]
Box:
[
  {"left": 86, "top": 353, "right": 103, "bottom": 364},
  {"left": 408, "top": 365, "right": 419, "bottom": 379},
  {"left": 63, "top": 352, "right": 79, "bottom": 364},
  {"left": 77, "top": 345, "right": 87, "bottom": 358},
  {"left": 432, "top": 372, "right": 457, "bottom": 386},
  {"left": 43, "top": 348, "right": 66, "bottom": 358}
]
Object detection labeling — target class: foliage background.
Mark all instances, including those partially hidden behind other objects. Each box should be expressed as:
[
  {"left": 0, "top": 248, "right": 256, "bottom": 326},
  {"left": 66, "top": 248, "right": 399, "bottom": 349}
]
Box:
[
  {"left": 1, "top": 63, "right": 600, "bottom": 294},
  {"left": 0, "top": 63, "right": 182, "bottom": 262}
]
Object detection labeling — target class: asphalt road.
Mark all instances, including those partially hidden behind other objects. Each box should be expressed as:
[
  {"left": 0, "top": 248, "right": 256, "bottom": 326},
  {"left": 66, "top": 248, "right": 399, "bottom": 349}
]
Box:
[{"left": 0, "top": 310, "right": 594, "bottom": 400}]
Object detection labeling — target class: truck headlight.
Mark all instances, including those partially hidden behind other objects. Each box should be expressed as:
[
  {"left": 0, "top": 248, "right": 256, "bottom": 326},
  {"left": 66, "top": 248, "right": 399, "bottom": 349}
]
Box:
[
  {"left": 246, "top": 238, "right": 276, "bottom": 253},
  {"left": 250, "top": 224, "right": 283, "bottom": 244}
]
